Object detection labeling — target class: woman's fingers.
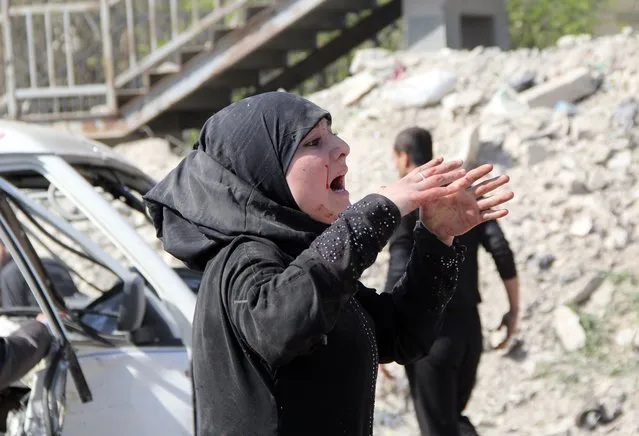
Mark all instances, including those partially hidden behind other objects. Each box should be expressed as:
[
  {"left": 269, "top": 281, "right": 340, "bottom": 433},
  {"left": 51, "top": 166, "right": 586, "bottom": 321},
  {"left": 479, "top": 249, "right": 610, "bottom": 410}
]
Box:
[
  {"left": 477, "top": 191, "right": 514, "bottom": 211},
  {"left": 471, "top": 175, "right": 511, "bottom": 198},
  {"left": 481, "top": 209, "right": 509, "bottom": 221},
  {"left": 445, "top": 164, "right": 494, "bottom": 192},
  {"left": 419, "top": 168, "right": 467, "bottom": 190},
  {"left": 420, "top": 156, "right": 444, "bottom": 170},
  {"left": 413, "top": 159, "right": 463, "bottom": 182}
]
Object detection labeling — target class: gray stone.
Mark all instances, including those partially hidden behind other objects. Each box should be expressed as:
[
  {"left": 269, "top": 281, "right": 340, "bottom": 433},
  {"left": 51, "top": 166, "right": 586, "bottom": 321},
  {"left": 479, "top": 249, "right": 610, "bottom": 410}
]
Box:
[
  {"left": 519, "top": 67, "right": 599, "bottom": 108},
  {"left": 615, "top": 327, "right": 638, "bottom": 347},
  {"left": 607, "top": 150, "right": 633, "bottom": 171},
  {"left": 554, "top": 305, "right": 586, "bottom": 351},
  {"left": 526, "top": 142, "right": 553, "bottom": 166},
  {"left": 441, "top": 90, "right": 483, "bottom": 115},
  {"left": 349, "top": 48, "right": 394, "bottom": 75},
  {"left": 604, "top": 227, "right": 629, "bottom": 250},
  {"left": 569, "top": 215, "right": 593, "bottom": 237},
  {"left": 586, "top": 167, "right": 611, "bottom": 191},
  {"left": 342, "top": 72, "right": 379, "bottom": 107},
  {"left": 584, "top": 280, "right": 615, "bottom": 317},
  {"left": 563, "top": 271, "right": 606, "bottom": 306}
]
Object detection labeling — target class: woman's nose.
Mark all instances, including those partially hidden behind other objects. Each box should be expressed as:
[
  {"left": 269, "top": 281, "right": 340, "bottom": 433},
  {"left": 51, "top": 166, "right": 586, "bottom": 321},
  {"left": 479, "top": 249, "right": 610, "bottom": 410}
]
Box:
[{"left": 330, "top": 137, "right": 350, "bottom": 160}]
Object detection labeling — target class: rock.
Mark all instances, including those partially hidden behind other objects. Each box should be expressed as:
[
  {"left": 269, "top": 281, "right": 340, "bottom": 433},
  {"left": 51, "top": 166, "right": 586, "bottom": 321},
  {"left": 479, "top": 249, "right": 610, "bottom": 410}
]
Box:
[
  {"left": 450, "top": 123, "right": 481, "bottom": 169},
  {"left": 526, "top": 142, "right": 553, "bottom": 166},
  {"left": 341, "top": 72, "right": 378, "bottom": 106},
  {"left": 604, "top": 227, "right": 629, "bottom": 250},
  {"left": 610, "top": 137, "right": 633, "bottom": 151},
  {"left": 615, "top": 328, "right": 638, "bottom": 347},
  {"left": 586, "top": 167, "right": 611, "bottom": 191},
  {"left": 585, "top": 145, "right": 612, "bottom": 165},
  {"left": 612, "top": 96, "right": 639, "bottom": 131},
  {"left": 567, "top": 174, "right": 590, "bottom": 195},
  {"left": 563, "top": 271, "right": 606, "bottom": 306},
  {"left": 482, "top": 86, "right": 529, "bottom": 118},
  {"left": 607, "top": 150, "right": 633, "bottom": 171},
  {"left": 537, "top": 254, "right": 556, "bottom": 270},
  {"left": 571, "top": 114, "right": 610, "bottom": 141},
  {"left": 441, "top": 90, "right": 483, "bottom": 115},
  {"left": 519, "top": 67, "right": 599, "bottom": 108},
  {"left": 349, "top": 47, "right": 394, "bottom": 75},
  {"left": 583, "top": 279, "right": 615, "bottom": 317},
  {"left": 560, "top": 267, "right": 582, "bottom": 285},
  {"left": 554, "top": 305, "right": 586, "bottom": 351},
  {"left": 509, "top": 70, "right": 537, "bottom": 92},
  {"left": 569, "top": 215, "right": 593, "bottom": 237}
]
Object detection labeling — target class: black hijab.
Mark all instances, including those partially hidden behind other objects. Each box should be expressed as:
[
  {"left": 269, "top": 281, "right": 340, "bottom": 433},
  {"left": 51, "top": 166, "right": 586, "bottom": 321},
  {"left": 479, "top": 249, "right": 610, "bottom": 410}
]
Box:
[{"left": 143, "top": 92, "right": 331, "bottom": 271}]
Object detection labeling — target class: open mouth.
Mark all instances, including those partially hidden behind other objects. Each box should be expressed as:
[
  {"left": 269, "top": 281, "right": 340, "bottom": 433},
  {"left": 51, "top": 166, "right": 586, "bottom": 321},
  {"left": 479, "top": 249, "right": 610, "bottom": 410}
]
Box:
[{"left": 329, "top": 175, "right": 347, "bottom": 193}]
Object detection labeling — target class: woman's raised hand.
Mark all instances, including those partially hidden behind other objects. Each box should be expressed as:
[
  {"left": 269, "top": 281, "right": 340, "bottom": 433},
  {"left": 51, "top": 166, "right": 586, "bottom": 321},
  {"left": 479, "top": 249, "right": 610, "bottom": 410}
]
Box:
[
  {"left": 377, "top": 158, "right": 513, "bottom": 244},
  {"left": 377, "top": 157, "right": 468, "bottom": 217},
  {"left": 418, "top": 164, "right": 513, "bottom": 240}
]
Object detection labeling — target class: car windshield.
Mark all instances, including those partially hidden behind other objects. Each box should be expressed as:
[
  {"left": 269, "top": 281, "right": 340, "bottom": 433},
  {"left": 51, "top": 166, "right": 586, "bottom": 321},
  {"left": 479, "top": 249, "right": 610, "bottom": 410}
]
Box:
[{"left": 1, "top": 181, "right": 120, "bottom": 307}]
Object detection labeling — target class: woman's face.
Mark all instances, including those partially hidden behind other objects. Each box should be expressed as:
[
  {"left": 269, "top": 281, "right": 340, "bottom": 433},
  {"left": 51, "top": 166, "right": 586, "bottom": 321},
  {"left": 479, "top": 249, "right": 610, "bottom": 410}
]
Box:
[{"left": 286, "top": 118, "right": 351, "bottom": 224}]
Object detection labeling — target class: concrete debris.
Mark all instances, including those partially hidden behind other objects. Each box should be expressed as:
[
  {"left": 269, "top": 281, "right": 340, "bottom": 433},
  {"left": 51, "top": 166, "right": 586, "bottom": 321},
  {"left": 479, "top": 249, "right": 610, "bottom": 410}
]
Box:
[
  {"left": 115, "top": 29, "right": 639, "bottom": 436},
  {"left": 569, "top": 215, "right": 593, "bottom": 237},
  {"left": 553, "top": 305, "right": 586, "bottom": 352},
  {"left": 563, "top": 272, "right": 606, "bottom": 306},
  {"left": 615, "top": 327, "right": 639, "bottom": 347},
  {"left": 341, "top": 72, "right": 378, "bottom": 107},
  {"left": 518, "top": 68, "right": 600, "bottom": 108}
]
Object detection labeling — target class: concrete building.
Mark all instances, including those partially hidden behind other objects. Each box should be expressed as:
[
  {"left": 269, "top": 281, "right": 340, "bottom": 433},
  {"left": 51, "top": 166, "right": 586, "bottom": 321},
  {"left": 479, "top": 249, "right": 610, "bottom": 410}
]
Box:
[
  {"left": 402, "top": 0, "right": 509, "bottom": 51},
  {"left": 596, "top": 0, "right": 639, "bottom": 35}
]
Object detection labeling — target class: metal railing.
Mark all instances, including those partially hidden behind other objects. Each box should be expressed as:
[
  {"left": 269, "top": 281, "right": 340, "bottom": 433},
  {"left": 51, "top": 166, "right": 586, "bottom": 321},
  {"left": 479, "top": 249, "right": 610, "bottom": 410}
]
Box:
[{"left": 0, "top": 0, "right": 257, "bottom": 121}]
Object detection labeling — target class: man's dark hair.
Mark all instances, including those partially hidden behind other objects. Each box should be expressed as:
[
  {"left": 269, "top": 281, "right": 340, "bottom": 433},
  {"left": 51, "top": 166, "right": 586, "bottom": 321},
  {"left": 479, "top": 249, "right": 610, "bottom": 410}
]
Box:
[{"left": 393, "top": 127, "right": 433, "bottom": 166}]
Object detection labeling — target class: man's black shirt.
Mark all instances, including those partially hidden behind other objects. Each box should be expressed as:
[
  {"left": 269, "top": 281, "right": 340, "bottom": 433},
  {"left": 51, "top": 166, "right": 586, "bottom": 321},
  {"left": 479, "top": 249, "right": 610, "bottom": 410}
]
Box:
[{"left": 384, "top": 211, "right": 517, "bottom": 309}]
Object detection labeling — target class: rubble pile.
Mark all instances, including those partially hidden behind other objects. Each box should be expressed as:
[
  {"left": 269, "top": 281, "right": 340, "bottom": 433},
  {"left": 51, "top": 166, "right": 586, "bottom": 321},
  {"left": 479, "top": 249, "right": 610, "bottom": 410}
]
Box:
[
  {"left": 308, "top": 29, "right": 639, "bottom": 436},
  {"left": 117, "top": 29, "right": 639, "bottom": 436}
]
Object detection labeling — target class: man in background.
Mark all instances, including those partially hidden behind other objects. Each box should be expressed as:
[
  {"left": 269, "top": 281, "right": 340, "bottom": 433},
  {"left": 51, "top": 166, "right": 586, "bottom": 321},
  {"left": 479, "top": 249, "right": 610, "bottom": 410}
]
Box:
[{"left": 384, "top": 127, "right": 520, "bottom": 436}]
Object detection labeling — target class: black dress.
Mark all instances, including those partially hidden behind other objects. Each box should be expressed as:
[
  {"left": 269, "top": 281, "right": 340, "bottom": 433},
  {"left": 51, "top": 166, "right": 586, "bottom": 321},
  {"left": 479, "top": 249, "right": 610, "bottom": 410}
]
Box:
[{"left": 144, "top": 91, "right": 465, "bottom": 435}]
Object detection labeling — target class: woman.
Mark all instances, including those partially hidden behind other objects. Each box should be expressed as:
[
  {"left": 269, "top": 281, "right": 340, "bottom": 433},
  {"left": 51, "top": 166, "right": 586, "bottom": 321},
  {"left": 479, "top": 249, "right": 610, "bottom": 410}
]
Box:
[{"left": 144, "top": 92, "right": 513, "bottom": 436}]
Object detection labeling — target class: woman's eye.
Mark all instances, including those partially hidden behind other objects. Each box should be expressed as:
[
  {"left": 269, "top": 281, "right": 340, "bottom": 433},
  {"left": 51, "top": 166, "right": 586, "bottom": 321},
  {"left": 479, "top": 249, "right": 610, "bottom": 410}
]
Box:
[{"left": 304, "top": 138, "right": 320, "bottom": 147}]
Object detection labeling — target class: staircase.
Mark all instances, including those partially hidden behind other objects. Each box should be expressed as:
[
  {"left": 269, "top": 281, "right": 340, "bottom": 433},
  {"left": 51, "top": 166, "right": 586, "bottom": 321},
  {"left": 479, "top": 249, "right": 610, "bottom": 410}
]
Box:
[{"left": 0, "top": 0, "right": 400, "bottom": 142}]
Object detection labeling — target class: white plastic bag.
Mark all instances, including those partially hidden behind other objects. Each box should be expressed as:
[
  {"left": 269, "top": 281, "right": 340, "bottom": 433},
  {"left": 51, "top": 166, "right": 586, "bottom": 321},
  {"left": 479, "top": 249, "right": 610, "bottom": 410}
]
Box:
[{"left": 389, "top": 70, "right": 457, "bottom": 108}]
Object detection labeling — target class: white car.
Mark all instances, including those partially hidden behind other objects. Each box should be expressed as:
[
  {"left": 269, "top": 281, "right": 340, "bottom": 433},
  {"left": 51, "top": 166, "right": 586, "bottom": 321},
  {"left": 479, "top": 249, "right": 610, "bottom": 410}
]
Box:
[{"left": 0, "top": 121, "right": 202, "bottom": 435}]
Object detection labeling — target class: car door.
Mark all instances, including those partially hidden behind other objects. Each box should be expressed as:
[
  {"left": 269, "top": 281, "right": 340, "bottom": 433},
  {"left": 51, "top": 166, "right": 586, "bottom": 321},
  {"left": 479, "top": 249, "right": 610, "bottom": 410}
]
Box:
[
  {"left": 0, "top": 189, "right": 92, "bottom": 436},
  {"left": 0, "top": 168, "right": 194, "bottom": 435}
]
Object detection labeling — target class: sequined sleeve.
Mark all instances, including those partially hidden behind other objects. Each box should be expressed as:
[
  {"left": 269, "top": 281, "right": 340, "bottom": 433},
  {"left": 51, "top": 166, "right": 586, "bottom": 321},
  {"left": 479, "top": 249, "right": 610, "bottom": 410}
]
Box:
[
  {"left": 355, "top": 221, "right": 466, "bottom": 364},
  {"left": 309, "top": 193, "right": 400, "bottom": 281}
]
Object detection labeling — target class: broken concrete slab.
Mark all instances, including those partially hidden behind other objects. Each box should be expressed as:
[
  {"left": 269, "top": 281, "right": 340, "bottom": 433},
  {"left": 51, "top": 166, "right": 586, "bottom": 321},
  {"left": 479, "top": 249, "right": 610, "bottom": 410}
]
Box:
[
  {"left": 441, "top": 90, "right": 483, "bottom": 116},
  {"left": 554, "top": 305, "right": 586, "bottom": 351},
  {"left": 562, "top": 271, "right": 606, "bottom": 306},
  {"left": 341, "top": 72, "right": 378, "bottom": 107},
  {"left": 519, "top": 68, "right": 599, "bottom": 108}
]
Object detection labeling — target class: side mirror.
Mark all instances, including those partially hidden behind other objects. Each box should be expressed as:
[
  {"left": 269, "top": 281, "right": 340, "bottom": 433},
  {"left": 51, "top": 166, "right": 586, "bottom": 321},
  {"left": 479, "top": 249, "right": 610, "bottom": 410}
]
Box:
[{"left": 117, "top": 274, "right": 146, "bottom": 332}]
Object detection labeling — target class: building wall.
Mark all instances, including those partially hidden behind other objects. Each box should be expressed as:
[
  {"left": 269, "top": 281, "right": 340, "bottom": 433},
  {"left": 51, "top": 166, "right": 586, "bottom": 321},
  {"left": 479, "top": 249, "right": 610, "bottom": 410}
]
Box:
[
  {"left": 596, "top": 0, "right": 639, "bottom": 35},
  {"left": 402, "top": 0, "right": 509, "bottom": 51}
]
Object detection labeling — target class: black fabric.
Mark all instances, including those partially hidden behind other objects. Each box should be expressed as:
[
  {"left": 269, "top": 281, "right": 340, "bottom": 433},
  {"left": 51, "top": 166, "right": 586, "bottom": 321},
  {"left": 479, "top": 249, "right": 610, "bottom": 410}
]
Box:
[
  {"left": 384, "top": 212, "right": 516, "bottom": 436},
  {"left": 0, "top": 258, "right": 79, "bottom": 308},
  {"left": 384, "top": 212, "right": 517, "bottom": 309},
  {"left": 0, "top": 320, "right": 52, "bottom": 390},
  {"left": 143, "top": 92, "right": 466, "bottom": 435},
  {"left": 404, "top": 308, "right": 482, "bottom": 436}
]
